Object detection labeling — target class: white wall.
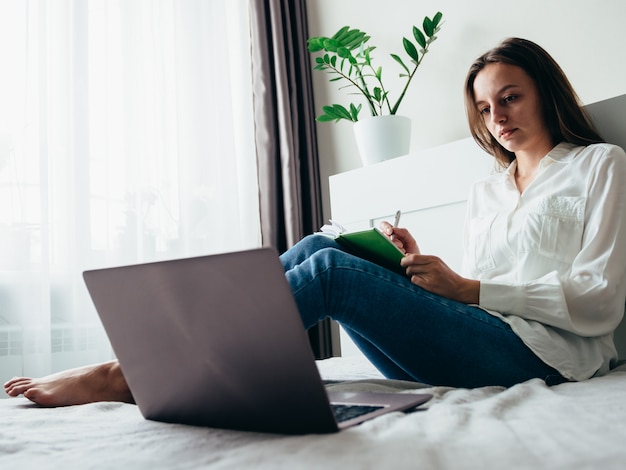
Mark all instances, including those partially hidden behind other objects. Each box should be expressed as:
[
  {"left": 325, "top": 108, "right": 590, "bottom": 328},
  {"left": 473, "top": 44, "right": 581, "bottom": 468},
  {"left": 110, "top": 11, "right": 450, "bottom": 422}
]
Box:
[{"left": 305, "top": 0, "right": 626, "bottom": 220}]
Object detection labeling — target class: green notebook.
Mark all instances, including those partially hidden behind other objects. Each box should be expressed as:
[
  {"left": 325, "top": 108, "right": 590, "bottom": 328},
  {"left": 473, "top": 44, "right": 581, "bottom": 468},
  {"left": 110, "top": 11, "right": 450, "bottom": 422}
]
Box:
[{"left": 317, "top": 221, "right": 405, "bottom": 275}]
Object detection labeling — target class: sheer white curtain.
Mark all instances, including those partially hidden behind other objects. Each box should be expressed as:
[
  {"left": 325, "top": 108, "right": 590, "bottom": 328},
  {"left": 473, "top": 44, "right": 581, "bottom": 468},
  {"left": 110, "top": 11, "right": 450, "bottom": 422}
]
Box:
[{"left": 0, "top": 0, "right": 260, "bottom": 377}]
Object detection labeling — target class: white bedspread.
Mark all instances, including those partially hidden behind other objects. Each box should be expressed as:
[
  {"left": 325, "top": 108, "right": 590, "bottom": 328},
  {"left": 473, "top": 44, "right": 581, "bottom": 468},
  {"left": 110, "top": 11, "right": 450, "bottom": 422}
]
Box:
[{"left": 2, "top": 356, "right": 626, "bottom": 469}]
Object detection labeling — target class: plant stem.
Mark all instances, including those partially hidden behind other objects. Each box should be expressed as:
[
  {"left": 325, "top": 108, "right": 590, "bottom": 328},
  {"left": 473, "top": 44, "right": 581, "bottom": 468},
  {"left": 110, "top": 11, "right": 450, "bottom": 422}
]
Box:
[
  {"left": 390, "top": 37, "right": 434, "bottom": 115},
  {"left": 327, "top": 61, "right": 378, "bottom": 116}
]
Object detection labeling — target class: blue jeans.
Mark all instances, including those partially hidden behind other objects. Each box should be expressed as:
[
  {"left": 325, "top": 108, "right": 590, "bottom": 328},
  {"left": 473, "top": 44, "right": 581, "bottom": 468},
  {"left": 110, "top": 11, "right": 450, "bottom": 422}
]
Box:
[{"left": 280, "top": 234, "right": 564, "bottom": 388}]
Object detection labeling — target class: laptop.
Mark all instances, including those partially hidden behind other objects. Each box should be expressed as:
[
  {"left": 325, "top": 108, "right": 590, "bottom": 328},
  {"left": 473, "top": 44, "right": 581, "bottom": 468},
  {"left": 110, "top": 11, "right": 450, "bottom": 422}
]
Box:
[{"left": 82, "top": 247, "right": 431, "bottom": 434}]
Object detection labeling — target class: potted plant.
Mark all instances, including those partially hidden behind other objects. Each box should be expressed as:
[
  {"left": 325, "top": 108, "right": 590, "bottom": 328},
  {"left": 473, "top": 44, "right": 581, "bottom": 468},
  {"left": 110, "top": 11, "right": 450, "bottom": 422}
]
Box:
[{"left": 307, "top": 12, "right": 443, "bottom": 165}]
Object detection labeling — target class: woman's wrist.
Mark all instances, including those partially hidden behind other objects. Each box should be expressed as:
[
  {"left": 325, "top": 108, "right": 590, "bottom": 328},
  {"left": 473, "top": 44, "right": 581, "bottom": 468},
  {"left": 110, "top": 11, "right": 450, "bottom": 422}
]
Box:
[{"left": 459, "top": 279, "right": 480, "bottom": 304}]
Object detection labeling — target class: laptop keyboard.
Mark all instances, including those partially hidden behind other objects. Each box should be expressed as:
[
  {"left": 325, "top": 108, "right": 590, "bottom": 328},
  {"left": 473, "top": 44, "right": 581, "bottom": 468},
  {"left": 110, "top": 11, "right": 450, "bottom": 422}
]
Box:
[{"left": 331, "top": 403, "right": 385, "bottom": 423}]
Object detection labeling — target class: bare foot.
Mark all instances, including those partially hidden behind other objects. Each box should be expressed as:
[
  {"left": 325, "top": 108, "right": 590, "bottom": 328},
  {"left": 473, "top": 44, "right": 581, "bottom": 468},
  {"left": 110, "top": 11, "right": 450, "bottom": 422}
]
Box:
[{"left": 3, "top": 360, "right": 134, "bottom": 407}]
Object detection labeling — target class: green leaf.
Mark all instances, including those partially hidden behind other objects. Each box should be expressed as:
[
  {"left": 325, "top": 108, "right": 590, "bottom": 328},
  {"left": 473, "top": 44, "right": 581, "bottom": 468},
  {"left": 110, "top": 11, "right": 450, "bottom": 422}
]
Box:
[
  {"left": 340, "top": 57, "right": 348, "bottom": 73},
  {"left": 412, "top": 27, "right": 426, "bottom": 49},
  {"left": 375, "top": 66, "right": 382, "bottom": 80},
  {"left": 307, "top": 38, "right": 324, "bottom": 53},
  {"left": 332, "top": 26, "right": 350, "bottom": 41},
  {"left": 320, "top": 104, "right": 353, "bottom": 122},
  {"left": 329, "top": 27, "right": 370, "bottom": 52},
  {"left": 432, "top": 11, "right": 443, "bottom": 28},
  {"left": 362, "top": 46, "right": 376, "bottom": 64},
  {"left": 403, "top": 38, "right": 419, "bottom": 62},
  {"left": 337, "top": 46, "right": 351, "bottom": 59},
  {"left": 323, "top": 38, "right": 340, "bottom": 52},
  {"left": 423, "top": 17, "right": 434, "bottom": 37},
  {"left": 355, "top": 34, "right": 371, "bottom": 48},
  {"left": 362, "top": 48, "right": 372, "bottom": 66},
  {"left": 349, "top": 103, "right": 362, "bottom": 121},
  {"left": 336, "top": 28, "right": 356, "bottom": 43},
  {"left": 316, "top": 114, "right": 336, "bottom": 122},
  {"left": 390, "top": 54, "right": 410, "bottom": 74},
  {"left": 343, "top": 30, "right": 369, "bottom": 50}
]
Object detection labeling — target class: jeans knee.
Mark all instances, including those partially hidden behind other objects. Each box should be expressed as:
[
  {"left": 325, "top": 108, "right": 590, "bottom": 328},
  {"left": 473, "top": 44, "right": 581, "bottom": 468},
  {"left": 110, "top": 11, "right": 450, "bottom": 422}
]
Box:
[
  {"left": 281, "top": 235, "right": 342, "bottom": 272},
  {"left": 310, "top": 244, "right": 352, "bottom": 270},
  {"left": 304, "top": 234, "right": 338, "bottom": 250},
  {"left": 298, "top": 236, "right": 342, "bottom": 259}
]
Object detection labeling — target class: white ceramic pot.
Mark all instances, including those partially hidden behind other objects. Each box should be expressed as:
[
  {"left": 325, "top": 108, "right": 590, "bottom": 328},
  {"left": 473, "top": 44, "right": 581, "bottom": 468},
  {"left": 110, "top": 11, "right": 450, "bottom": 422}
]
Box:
[{"left": 353, "top": 115, "right": 411, "bottom": 166}]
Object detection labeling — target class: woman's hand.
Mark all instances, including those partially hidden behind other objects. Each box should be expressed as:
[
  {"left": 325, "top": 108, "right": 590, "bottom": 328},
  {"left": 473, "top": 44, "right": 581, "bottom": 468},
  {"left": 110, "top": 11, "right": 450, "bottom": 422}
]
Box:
[
  {"left": 380, "top": 221, "right": 479, "bottom": 304},
  {"left": 379, "top": 221, "right": 420, "bottom": 255},
  {"left": 401, "top": 253, "right": 480, "bottom": 304}
]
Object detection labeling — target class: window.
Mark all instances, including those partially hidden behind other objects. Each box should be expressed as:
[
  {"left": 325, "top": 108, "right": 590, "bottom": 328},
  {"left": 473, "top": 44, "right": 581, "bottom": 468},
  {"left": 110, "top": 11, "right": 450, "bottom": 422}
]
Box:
[{"left": 0, "top": 0, "right": 260, "bottom": 376}]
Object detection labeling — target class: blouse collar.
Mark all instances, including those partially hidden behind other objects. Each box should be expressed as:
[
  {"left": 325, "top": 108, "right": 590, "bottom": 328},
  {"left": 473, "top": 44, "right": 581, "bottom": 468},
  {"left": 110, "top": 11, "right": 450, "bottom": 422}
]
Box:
[{"left": 501, "top": 142, "right": 579, "bottom": 180}]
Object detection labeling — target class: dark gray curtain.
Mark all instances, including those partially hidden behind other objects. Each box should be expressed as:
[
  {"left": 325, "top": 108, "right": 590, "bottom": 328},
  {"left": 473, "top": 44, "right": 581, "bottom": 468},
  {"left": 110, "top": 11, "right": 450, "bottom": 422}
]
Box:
[{"left": 249, "top": 0, "right": 333, "bottom": 358}]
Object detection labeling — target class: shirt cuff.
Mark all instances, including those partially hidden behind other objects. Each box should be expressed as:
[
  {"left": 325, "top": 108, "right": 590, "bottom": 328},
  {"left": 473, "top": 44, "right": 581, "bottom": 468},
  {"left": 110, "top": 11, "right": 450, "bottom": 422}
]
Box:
[{"left": 479, "top": 279, "right": 527, "bottom": 316}]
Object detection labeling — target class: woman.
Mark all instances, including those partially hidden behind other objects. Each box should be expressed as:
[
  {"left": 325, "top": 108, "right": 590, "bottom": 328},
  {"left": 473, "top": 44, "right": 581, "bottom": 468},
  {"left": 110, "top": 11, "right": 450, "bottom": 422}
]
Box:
[{"left": 5, "top": 38, "right": 626, "bottom": 405}]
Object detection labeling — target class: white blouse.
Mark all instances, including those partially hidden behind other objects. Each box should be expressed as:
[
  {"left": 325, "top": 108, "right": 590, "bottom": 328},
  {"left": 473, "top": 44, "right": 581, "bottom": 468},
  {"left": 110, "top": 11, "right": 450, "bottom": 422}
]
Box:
[{"left": 462, "top": 142, "right": 626, "bottom": 381}]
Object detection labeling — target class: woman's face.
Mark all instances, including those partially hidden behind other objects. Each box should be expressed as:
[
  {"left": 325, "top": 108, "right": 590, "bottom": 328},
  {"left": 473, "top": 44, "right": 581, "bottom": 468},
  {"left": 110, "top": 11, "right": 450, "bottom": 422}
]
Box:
[{"left": 472, "top": 62, "right": 554, "bottom": 160}]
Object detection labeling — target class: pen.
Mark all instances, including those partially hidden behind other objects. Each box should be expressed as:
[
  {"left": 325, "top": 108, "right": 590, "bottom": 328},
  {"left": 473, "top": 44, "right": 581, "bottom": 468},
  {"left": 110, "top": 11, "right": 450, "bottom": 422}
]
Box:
[{"left": 393, "top": 210, "right": 401, "bottom": 228}]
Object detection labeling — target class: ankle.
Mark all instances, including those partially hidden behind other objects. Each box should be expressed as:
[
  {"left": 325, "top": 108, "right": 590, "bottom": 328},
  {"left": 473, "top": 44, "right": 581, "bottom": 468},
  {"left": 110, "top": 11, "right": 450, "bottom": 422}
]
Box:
[{"left": 102, "top": 360, "right": 133, "bottom": 403}]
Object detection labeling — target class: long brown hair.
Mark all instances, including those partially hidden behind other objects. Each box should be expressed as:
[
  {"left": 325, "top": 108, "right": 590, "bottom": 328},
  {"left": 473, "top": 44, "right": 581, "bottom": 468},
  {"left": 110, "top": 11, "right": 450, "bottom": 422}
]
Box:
[{"left": 464, "top": 38, "right": 603, "bottom": 168}]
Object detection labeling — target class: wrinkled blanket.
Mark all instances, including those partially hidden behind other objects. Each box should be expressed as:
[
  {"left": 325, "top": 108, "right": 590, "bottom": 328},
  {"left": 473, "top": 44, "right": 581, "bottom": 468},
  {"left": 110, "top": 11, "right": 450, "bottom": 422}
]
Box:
[{"left": 2, "top": 356, "right": 626, "bottom": 469}]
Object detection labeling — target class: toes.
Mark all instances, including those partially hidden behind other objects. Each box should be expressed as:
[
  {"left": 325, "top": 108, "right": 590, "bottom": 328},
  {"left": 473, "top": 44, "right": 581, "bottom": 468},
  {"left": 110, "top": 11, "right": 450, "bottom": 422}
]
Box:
[
  {"left": 4, "top": 378, "right": 34, "bottom": 397},
  {"left": 24, "top": 387, "right": 57, "bottom": 407},
  {"left": 4, "top": 376, "right": 26, "bottom": 388},
  {"left": 23, "top": 387, "right": 40, "bottom": 403}
]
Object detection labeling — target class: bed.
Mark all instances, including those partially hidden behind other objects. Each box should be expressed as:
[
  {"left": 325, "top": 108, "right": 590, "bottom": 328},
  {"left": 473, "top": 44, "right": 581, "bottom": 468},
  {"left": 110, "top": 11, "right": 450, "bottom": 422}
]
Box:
[
  {"left": 2, "top": 94, "right": 626, "bottom": 469},
  {"left": 2, "top": 356, "right": 626, "bottom": 469}
]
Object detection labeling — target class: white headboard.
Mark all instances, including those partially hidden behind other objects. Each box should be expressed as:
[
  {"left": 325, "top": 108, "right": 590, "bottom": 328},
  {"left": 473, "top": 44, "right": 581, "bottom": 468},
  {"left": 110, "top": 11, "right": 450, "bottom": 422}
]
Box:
[
  {"left": 586, "top": 94, "right": 626, "bottom": 151},
  {"left": 329, "top": 138, "right": 493, "bottom": 273},
  {"left": 588, "top": 94, "right": 626, "bottom": 358}
]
